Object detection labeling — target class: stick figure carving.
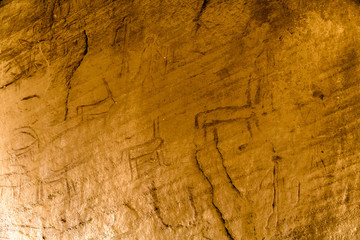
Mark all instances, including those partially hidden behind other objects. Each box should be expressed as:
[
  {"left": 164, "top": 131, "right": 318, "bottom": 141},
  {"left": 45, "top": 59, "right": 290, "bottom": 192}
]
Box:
[{"left": 133, "top": 35, "right": 168, "bottom": 91}]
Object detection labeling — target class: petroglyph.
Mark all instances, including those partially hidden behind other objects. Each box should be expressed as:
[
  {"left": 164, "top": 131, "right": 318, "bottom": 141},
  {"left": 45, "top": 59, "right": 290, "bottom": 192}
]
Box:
[
  {"left": 123, "top": 119, "right": 166, "bottom": 180},
  {"left": 1, "top": 1, "right": 360, "bottom": 239}
]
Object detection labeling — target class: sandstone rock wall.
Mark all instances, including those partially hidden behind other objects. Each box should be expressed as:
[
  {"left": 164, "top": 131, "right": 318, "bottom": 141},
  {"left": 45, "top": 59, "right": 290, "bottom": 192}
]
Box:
[{"left": 1, "top": 0, "right": 360, "bottom": 239}]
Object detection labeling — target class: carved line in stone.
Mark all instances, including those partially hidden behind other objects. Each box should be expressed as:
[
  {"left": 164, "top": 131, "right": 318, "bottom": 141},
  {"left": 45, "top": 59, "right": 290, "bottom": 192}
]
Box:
[{"left": 10, "top": 126, "right": 40, "bottom": 157}]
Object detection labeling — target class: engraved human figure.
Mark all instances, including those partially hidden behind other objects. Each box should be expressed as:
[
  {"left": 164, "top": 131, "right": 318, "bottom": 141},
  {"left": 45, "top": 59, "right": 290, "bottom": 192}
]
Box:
[
  {"left": 113, "top": 16, "right": 131, "bottom": 79},
  {"left": 133, "top": 35, "right": 167, "bottom": 91}
]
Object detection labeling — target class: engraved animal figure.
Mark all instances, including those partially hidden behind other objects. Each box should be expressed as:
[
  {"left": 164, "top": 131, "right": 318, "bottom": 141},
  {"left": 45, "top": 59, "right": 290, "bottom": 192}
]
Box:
[
  {"left": 123, "top": 119, "right": 166, "bottom": 180},
  {"left": 0, "top": 165, "right": 27, "bottom": 201},
  {"left": 195, "top": 106, "right": 258, "bottom": 240},
  {"left": 75, "top": 78, "right": 115, "bottom": 121},
  {"left": 0, "top": 164, "right": 42, "bottom": 205},
  {"left": 193, "top": 46, "right": 276, "bottom": 239}
]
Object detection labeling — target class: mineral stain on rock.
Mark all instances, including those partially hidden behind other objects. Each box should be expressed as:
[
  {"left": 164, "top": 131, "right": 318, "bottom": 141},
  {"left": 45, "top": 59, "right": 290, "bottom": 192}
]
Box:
[{"left": 313, "top": 90, "right": 325, "bottom": 100}]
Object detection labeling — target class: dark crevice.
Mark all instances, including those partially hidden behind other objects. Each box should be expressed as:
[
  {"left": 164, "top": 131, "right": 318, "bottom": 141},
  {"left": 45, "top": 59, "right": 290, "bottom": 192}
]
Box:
[
  {"left": 63, "top": 30, "right": 88, "bottom": 121},
  {"left": 83, "top": 30, "right": 88, "bottom": 55},
  {"left": 272, "top": 165, "right": 276, "bottom": 209},
  {"left": 270, "top": 155, "right": 281, "bottom": 227},
  {"left": 62, "top": 218, "right": 92, "bottom": 233},
  {"left": 238, "top": 144, "right": 248, "bottom": 151},
  {"left": 193, "top": 0, "right": 210, "bottom": 32},
  {"left": 246, "top": 120, "right": 253, "bottom": 138},
  {"left": 199, "top": 0, "right": 209, "bottom": 17},
  {"left": 0, "top": 78, "right": 19, "bottom": 90},
  {"left": 313, "top": 90, "right": 325, "bottom": 100},
  {"left": 187, "top": 187, "right": 198, "bottom": 223},
  {"left": 64, "top": 89, "right": 70, "bottom": 121},
  {"left": 297, "top": 182, "right": 301, "bottom": 203},
  {"left": 150, "top": 184, "right": 171, "bottom": 228},
  {"left": 123, "top": 202, "right": 139, "bottom": 218},
  {"left": 194, "top": 151, "right": 235, "bottom": 240},
  {"left": 21, "top": 95, "right": 40, "bottom": 101},
  {"left": 254, "top": 78, "right": 261, "bottom": 105},
  {"left": 213, "top": 128, "right": 242, "bottom": 196},
  {"left": 65, "top": 31, "right": 88, "bottom": 80},
  {"left": 65, "top": 178, "right": 71, "bottom": 205},
  {"left": 320, "top": 159, "right": 326, "bottom": 170},
  {"left": 246, "top": 77, "right": 252, "bottom": 106},
  {"left": 47, "top": 0, "right": 58, "bottom": 29}
]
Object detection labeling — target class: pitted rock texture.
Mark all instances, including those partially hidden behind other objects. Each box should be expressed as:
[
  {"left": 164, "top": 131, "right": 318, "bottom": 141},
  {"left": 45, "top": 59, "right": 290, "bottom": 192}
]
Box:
[{"left": 1, "top": 0, "right": 360, "bottom": 239}]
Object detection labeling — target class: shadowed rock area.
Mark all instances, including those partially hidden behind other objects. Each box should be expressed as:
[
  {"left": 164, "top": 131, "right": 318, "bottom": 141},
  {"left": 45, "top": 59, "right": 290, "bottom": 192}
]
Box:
[{"left": 1, "top": 0, "right": 360, "bottom": 239}]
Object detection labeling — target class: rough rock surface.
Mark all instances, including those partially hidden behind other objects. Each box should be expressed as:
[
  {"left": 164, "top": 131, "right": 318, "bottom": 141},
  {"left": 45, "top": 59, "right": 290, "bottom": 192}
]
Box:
[{"left": 1, "top": 0, "right": 360, "bottom": 239}]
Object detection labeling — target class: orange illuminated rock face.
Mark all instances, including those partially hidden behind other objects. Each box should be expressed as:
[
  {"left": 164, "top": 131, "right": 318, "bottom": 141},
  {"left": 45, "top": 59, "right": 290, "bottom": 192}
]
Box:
[{"left": 1, "top": 0, "right": 360, "bottom": 239}]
